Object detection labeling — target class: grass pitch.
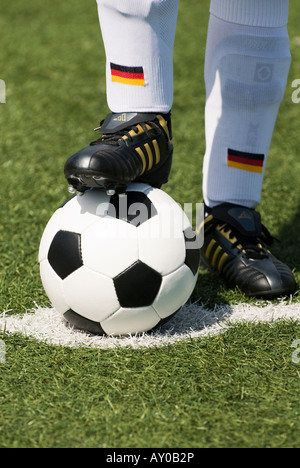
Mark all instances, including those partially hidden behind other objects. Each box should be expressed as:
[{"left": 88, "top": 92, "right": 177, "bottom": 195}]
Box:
[{"left": 0, "top": 0, "right": 300, "bottom": 449}]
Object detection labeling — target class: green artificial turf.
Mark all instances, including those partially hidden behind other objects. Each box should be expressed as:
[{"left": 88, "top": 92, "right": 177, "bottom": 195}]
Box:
[
  {"left": 0, "top": 0, "right": 299, "bottom": 449},
  {"left": 1, "top": 321, "right": 300, "bottom": 448}
]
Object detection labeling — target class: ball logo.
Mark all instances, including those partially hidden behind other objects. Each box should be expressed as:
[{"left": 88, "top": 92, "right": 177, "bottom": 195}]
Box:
[{"left": 0, "top": 79, "right": 6, "bottom": 103}]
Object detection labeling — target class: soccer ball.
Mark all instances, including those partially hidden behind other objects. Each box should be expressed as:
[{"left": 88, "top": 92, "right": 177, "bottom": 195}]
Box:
[{"left": 39, "top": 183, "right": 200, "bottom": 336}]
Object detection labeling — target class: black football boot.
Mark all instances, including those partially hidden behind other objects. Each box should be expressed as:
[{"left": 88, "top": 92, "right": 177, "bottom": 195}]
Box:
[
  {"left": 64, "top": 112, "right": 173, "bottom": 195},
  {"left": 199, "top": 203, "right": 297, "bottom": 298}
]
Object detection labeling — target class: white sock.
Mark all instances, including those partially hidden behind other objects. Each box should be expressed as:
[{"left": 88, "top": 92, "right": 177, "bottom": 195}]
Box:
[
  {"left": 96, "top": 0, "right": 179, "bottom": 113},
  {"left": 203, "top": 0, "right": 291, "bottom": 209}
]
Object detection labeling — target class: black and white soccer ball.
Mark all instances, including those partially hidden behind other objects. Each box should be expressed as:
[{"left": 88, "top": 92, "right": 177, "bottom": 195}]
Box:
[{"left": 39, "top": 183, "right": 200, "bottom": 336}]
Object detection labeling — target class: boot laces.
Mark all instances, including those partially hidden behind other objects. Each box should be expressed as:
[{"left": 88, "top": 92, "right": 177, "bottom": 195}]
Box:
[
  {"left": 210, "top": 220, "right": 276, "bottom": 260},
  {"left": 90, "top": 120, "right": 161, "bottom": 147}
]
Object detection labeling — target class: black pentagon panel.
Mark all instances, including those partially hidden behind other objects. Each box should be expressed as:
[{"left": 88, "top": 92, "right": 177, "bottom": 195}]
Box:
[
  {"left": 184, "top": 227, "right": 201, "bottom": 276},
  {"left": 48, "top": 230, "right": 83, "bottom": 279},
  {"left": 108, "top": 192, "right": 157, "bottom": 227},
  {"left": 64, "top": 309, "right": 106, "bottom": 336},
  {"left": 114, "top": 260, "right": 162, "bottom": 308}
]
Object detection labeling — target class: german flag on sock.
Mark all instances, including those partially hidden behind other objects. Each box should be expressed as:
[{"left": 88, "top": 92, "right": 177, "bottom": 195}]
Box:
[
  {"left": 228, "top": 149, "right": 264, "bottom": 173},
  {"left": 110, "top": 63, "right": 145, "bottom": 86}
]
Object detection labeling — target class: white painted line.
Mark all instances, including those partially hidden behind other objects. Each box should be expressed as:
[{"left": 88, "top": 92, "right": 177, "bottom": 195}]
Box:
[{"left": 1, "top": 301, "right": 299, "bottom": 349}]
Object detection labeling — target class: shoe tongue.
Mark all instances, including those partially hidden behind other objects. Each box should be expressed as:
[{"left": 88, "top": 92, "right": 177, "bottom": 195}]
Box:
[
  {"left": 212, "top": 203, "right": 262, "bottom": 237},
  {"left": 98, "top": 112, "right": 156, "bottom": 134}
]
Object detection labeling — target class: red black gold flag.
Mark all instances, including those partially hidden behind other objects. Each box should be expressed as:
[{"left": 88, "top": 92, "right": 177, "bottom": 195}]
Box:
[
  {"left": 228, "top": 149, "right": 264, "bottom": 173},
  {"left": 110, "top": 63, "right": 145, "bottom": 86}
]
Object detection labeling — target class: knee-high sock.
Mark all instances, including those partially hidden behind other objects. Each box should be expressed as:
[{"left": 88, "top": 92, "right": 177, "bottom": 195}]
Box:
[
  {"left": 203, "top": 0, "right": 291, "bottom": 208},
  {"left": 96, "top": 0, "right": 179, "bottom": 113}
]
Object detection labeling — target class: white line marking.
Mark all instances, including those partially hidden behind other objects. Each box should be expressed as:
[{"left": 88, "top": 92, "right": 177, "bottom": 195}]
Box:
[{"left": 1, "top": 301, "right": 299, "bottom": 349}]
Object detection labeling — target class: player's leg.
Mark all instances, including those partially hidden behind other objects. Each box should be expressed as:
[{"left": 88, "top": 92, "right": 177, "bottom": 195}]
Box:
[
  {"left": 65, "top": 0, "right": 179, "bottom": 195},
  {"left": 200, "top": 0, "right": 297, "bottom": 297}
]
